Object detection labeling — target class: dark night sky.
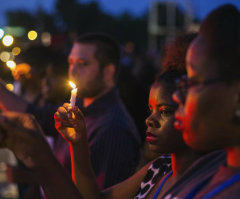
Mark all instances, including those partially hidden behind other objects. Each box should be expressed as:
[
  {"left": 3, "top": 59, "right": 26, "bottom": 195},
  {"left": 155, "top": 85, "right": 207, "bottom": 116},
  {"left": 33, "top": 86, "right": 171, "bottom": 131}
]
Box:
[{"left": 0, "top": 0, "right": 239, "bottom": 25}]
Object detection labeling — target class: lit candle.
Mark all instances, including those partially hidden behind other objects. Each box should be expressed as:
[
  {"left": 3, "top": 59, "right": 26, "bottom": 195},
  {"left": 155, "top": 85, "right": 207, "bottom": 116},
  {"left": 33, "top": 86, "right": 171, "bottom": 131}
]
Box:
[{"left": 69, "top": 81, "right": 77, "bottom": 107}]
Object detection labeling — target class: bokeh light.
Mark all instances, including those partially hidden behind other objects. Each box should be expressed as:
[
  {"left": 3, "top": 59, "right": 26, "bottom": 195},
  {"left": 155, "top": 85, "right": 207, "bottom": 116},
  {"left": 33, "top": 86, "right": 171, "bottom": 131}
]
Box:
[
  {"left": 12, "top": 63, "right": 31, "bottom": 80},
  {"left": 6, "top": 60, "right": 16, "bottom": 70},
  {"left": 4, "top": 26, "right": 25, "bottom": 37},
  {"left": 0, "top": 51, "right": 11, "bottom": 62},
  {"left": 0, "top": 28, "right": 5, "bottom": 39},
  {"left": 41, "top": 32, "right": 51, "bottom": 46},
  {"left": 12, "top": 47, "right": 21, "bottom": 56},
  {"left": 28, "top": 30, "right": 38, "bottom": 40},
  {"left": 6, "top": 83, "right": 14, "bottom": 92},
  {"left": 2, "top": 35, "right": 14, "bottom": 46}
]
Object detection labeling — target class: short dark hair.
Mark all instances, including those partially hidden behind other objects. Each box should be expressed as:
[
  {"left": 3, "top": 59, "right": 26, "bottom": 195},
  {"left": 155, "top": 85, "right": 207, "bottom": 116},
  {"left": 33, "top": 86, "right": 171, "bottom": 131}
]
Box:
[
  {"left": 153, "top": 69, "right": 184, "bottom": 94},
  {"left": 75, "top": 33, "right": 121, "bottom": 81},
  {"left": 199, "top": 4, "right": 240, "bottom": 81}
]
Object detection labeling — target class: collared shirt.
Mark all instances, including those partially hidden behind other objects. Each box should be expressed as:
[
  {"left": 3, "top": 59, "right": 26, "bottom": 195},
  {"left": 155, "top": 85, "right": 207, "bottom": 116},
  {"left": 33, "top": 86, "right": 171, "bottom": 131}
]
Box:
[{"left": 76, "top": 88, "right": 141, "bottom": 189}]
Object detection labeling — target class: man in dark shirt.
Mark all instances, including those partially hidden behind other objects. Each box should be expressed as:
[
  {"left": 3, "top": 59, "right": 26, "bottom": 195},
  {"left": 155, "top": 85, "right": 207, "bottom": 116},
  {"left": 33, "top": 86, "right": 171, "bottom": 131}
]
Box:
[{"left": 57, "top": 33, "right": 141, "bottom": 188}]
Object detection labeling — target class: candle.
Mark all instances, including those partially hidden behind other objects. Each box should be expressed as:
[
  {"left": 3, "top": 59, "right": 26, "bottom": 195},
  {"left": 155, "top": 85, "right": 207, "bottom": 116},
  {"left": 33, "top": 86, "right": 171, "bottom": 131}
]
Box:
[{"left": 69, "top": 81, "right": 77, "bottom": 107}]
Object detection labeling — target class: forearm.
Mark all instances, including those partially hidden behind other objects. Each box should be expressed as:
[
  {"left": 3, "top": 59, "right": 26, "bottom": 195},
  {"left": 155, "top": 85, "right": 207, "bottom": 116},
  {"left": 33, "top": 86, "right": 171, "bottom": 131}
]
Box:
[
  {"left": 33, "top": 152, "right": 82, "bottom": 199},
  {"left": 70, "top": 141, "right": 101, "bottom": 199},
  {"left": 0, "top": 82, "right": 28, "bottom": 112},
  {"left": 0, "top": 111, "right": 81, "bottom": 198}
]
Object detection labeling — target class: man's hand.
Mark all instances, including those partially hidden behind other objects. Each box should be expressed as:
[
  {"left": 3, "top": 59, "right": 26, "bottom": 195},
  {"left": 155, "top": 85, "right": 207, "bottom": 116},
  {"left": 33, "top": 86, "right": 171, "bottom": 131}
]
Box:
[
  {"left": 54, "top": 103, "right": 87, "bottom": 143},
  {"left": 0, "top": 112, "right": 52, "bottom": 169}
]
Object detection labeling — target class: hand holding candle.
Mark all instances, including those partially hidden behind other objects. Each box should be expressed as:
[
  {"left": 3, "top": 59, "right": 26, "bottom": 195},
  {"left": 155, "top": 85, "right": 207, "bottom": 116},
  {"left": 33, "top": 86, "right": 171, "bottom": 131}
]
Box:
[{"left": 69, "top": 81, "right": 77, "bottom": 107}]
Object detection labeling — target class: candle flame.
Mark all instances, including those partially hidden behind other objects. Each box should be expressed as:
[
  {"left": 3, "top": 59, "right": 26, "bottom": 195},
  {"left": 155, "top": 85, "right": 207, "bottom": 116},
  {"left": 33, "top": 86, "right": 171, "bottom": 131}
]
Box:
[{"left": 69, "top": 81, "right": 76, "bottom": 89}]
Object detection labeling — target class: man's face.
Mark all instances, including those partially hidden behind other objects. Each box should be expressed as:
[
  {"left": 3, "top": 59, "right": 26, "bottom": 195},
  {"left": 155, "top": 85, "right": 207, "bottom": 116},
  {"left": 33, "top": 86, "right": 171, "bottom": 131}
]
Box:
[
  {"left": 68, "top": 43, "right": 106, "bottom": 98},
  {"left": 174, "top": 35, "right": 238, "bottom": 150}
]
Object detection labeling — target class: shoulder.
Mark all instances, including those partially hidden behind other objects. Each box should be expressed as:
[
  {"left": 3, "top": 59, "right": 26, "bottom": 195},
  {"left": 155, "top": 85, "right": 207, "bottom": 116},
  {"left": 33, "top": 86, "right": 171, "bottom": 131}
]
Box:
[
  {"left": 134, "top": 156, "right": 172, "bottom": 198},
  {"left": 196, "top": 166, "right": 240, "bottom": 199}
]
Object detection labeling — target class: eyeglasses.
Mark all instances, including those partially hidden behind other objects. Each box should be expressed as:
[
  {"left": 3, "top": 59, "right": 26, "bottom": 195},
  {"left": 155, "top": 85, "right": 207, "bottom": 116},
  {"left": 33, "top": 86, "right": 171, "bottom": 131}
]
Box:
[{"left": 175, "top": 75, "right": 224, "bottom": 102}]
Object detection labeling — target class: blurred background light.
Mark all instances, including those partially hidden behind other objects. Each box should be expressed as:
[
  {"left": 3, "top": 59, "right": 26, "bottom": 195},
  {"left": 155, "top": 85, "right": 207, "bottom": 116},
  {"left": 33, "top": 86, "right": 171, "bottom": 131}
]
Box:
[
  {"left": 6, "top": 60, "right": 16, "bottom": 70},
  {"left": 2, "top": 35, "right": 14, "bottom": 46},
  {"left": 28, "top": 30, "right": 38, "bottom": 40},
  {"left": 5, "top": 83, "right": 14, "bottom": 92},
  {"left": 0, "top": 28, "right": 5, "bottom": 39},
  {"left": 41, "top": 32, "right": 51, "bottom": 46},
  {"left": 4, "top": 26, "right": 25, "bottom": 37},
  {"left": 0, "top": 51, "right": 11, "bottom": 62},
  {"left": 12, "top": 47, "right": 21, "bottom": 56}
]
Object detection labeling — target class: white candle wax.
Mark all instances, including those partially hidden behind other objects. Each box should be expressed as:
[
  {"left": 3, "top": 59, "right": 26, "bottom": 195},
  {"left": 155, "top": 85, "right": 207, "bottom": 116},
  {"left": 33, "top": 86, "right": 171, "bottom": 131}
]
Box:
[{"left": 70, "top": 87, "right": 77, "bottom": 107}]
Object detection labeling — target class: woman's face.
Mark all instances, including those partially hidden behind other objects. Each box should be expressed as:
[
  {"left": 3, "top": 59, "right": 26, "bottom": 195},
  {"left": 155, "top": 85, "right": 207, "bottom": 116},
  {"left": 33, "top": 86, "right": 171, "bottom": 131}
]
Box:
[
  {"left": 146, "top": 82, "right": 186, "bottom": 154},
  {"left": 173, "top": 35, "right": 240, "bottom": 150}
]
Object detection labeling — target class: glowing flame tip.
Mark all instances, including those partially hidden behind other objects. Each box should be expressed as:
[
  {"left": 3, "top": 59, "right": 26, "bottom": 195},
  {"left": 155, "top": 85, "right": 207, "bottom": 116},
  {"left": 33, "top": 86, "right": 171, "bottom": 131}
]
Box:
[{"left": 69, "top": 81, "right": 76, "bottom": 89}]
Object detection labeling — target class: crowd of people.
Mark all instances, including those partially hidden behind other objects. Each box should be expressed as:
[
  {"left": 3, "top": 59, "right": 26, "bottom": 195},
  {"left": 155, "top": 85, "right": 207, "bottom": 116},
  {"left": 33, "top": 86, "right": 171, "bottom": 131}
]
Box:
[{"left": 0, "top": 3, "right": 239, "bottom": 199}]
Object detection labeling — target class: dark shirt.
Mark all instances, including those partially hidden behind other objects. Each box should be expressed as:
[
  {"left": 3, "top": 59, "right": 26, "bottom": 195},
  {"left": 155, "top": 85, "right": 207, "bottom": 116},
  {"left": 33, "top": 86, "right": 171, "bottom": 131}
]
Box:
[
  {"left": 77, "top": 88, "right": 141, "bottom": 189},
  {"left": 27, "top": 88, "right": 141, "bottom": 189}
]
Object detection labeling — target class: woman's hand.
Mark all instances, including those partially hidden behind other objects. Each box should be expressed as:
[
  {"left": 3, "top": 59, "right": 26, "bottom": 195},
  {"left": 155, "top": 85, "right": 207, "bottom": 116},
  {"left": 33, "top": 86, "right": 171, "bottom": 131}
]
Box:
[{"left": 54, "top": 103, "right": 87, "bottom": 143}]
